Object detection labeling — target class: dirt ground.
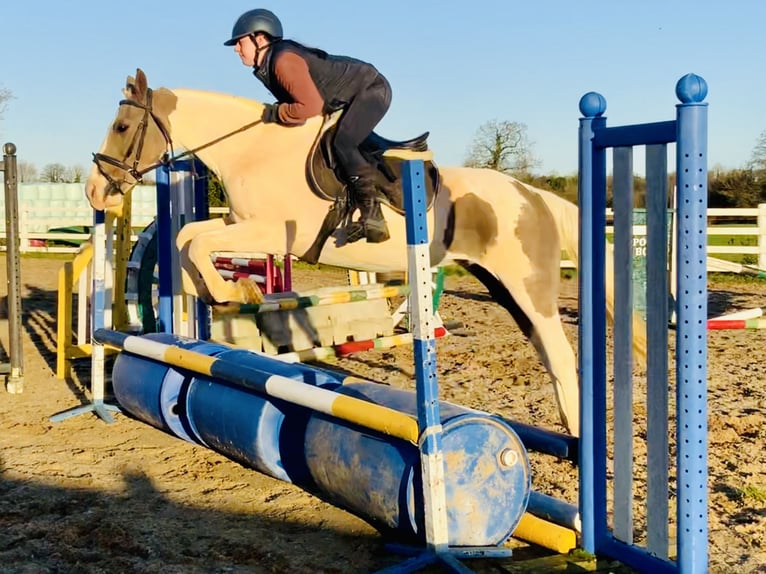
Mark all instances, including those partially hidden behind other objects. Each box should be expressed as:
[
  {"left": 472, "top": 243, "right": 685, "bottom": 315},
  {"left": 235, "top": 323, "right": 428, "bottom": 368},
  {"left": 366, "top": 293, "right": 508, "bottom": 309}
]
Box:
[{"left": 0, "top": 257, "right": 764, "bottom": 573}]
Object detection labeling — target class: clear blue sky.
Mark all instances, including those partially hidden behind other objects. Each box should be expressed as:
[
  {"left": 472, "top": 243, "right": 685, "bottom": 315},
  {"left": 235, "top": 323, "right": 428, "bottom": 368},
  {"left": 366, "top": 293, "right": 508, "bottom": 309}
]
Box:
[{"left": 1, "top": 1, "right": 763, "bottom": 176}]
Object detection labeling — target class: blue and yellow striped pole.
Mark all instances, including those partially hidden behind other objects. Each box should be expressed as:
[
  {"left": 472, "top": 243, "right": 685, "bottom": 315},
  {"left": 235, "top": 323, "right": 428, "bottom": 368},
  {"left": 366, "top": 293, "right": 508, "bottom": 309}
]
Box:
[{"left": 93, "top": 328, "right": 419, "bottom": 443}]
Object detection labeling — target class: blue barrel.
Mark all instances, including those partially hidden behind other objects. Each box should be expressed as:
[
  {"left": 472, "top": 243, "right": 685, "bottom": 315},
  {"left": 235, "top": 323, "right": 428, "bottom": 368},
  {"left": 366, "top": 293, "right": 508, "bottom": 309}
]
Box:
[
  {"left": 112, "top": 335, "right": 530, "bottom": 545},
  {"left": 212, "top": 349, "right": 350, "bottom": 388},
  {"left": 303, "top": 382, "right": 531, "bottom": 547},
  {"left": 181, "top": 349, "right": 344, "bottom": 484},
  {"left": 112, "top": 333, "right": 229, "bottom": 442}
]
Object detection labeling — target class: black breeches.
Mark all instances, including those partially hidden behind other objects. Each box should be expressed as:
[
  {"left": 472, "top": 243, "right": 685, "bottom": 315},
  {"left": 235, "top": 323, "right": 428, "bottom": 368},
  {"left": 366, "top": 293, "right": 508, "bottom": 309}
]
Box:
[{"left": 332, "top": 75, "right": 392, "bottom": 177}]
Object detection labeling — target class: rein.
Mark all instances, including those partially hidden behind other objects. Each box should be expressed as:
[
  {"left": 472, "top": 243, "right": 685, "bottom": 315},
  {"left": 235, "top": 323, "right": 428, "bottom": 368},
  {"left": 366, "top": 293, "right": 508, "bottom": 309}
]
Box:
[{"left": 92, "top": 88, "right": 263, "bottom": 194}]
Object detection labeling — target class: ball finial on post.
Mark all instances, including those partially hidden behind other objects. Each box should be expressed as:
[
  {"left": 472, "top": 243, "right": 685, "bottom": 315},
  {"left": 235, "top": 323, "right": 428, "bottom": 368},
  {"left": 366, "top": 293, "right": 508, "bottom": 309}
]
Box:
[
  {"left": 675, "top": 73, "right": 708, "bottom": 103},
  {"left": 3, "top": 142, "right": 17, "bottom": 156},
  {"left": 579, "top": 92, "right": 607, "bottom": 118}
]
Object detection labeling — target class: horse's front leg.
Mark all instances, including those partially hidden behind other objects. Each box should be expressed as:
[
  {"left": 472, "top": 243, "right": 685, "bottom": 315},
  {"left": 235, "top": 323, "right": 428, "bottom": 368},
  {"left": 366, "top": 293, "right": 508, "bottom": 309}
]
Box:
[
  {"left": 176, "top": 218, "right": 228, "bottom": 301},
  {"left": 186, "top": 219, "right": 276, "bottom": 304}
]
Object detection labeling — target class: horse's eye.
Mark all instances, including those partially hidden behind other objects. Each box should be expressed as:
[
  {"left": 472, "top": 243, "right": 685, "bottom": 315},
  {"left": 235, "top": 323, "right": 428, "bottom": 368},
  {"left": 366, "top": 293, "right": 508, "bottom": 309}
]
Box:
[{"left": 114, "top": 123, "right": 129, "bottom": 133}]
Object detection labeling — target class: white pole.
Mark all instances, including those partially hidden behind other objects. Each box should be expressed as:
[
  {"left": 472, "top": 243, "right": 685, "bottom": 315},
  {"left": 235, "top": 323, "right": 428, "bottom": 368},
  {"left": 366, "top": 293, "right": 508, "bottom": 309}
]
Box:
[{"left": 758, "top": 203, "right": 766, "bottom": 272}]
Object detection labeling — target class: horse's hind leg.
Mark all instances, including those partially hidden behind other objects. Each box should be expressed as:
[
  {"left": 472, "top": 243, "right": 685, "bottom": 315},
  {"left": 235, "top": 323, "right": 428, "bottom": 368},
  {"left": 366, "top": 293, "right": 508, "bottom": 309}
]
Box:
[
  {"left": 443, "top": 175, "right": 581, "bottom": 434},
  {"left": 464, "top": 263, "right": 579, "bottom": 436},
  {"left": 526, "top": 314, "right": 579, "bottom": 437}
]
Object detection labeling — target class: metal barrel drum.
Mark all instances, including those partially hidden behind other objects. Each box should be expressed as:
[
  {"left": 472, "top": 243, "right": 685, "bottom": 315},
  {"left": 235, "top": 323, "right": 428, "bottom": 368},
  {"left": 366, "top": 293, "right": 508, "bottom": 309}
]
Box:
[
  {"left": 181, "top": 349, "right": 345, "bottom": 483},
  {"left": 112, "top": 338, "right": 346, "bottom": 483},
  {"left": 303, "top": 382, "right": 531, "bottom": 547},
  {"left": 111, "top": 339, "right": 531, "bottom": 546},
  {"left": 111, "top": 333, "right": 230, "bottom": 443}
]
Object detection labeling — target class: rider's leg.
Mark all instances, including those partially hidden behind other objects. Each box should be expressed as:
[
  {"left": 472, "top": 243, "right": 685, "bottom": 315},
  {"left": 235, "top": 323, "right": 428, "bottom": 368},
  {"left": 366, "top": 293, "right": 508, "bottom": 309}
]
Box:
[
  {"left": 346, "top": 167, "right": 389, "bottom": 243},
  {"left": 333, "top": 75, "right": 392, "bottom": 243}
]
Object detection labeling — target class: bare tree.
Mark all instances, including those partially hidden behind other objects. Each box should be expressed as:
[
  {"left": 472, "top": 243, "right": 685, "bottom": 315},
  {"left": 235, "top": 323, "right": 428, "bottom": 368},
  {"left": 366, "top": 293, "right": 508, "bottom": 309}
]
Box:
[
  {"left": 0, "top": 86, "right": 12, "bottom": 121},
  {"left": 749, "top": 129, "right": 766, "bottom": 175},
  {"left": 40, "top": 163, "right": 68, "bottom": 183},
  {"left": 18, "top": 161, "right": 38, "bottom": 183},
  {"left": 464, "top": 119, "right": 540, "bottom": 179},
  {"left": 68, "top": 164, "right": 85, "bottom": 183}
]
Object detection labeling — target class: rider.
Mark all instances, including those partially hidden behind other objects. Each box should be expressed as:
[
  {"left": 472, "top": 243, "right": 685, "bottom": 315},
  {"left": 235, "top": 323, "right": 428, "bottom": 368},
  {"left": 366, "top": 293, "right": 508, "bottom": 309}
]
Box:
[{"left": 224, "top": 8, "right": 392, "bottom": 244}]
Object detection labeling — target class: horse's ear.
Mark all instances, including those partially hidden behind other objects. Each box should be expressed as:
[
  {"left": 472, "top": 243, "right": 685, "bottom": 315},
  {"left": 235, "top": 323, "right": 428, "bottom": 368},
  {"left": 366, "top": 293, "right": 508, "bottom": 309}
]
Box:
[
  {"left": 123, "top": 74, "right": 136, "bottom": 99},
  {"left": 134, "top": 69, "right": 148, "bottom": 100},
  {"left": 123, "top": 68, "right": 148, "bottom": 101}
]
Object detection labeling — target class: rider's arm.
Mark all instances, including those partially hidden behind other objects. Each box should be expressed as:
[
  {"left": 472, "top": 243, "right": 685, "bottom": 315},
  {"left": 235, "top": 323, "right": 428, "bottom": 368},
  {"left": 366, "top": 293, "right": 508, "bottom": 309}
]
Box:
[{"left": 272, "top": 52, "right": 324, "bottom": 124}]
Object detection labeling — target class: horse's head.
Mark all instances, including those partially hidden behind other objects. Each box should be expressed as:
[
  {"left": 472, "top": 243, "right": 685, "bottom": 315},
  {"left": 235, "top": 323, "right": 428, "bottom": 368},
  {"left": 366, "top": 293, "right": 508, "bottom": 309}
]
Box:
[{"left": 85, "top": 68, "right": 177, "bottom": 211}]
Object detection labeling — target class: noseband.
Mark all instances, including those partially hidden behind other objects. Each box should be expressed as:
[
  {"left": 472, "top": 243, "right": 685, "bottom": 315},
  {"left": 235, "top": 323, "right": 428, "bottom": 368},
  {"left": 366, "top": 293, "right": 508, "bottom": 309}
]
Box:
[{"left": 92, "top": 88, "right": 174, "bottom": 195}]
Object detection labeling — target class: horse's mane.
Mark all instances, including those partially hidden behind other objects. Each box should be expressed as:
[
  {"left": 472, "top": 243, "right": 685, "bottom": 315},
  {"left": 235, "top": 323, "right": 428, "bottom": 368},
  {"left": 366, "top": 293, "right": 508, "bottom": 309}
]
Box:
[
  {"left": 166, "top": 88, "right": 321, "bottom": 136},
  {"left": 161, "top": 87, "right": 320, "bottom": 177},
  {"left": 170, "top": 88, "right": 265, "bottom": 116}
]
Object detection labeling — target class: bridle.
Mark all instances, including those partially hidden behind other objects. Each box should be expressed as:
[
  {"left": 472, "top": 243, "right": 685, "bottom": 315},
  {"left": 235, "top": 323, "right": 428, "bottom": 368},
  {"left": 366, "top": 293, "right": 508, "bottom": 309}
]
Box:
[
  {"left": 92, "top": 87, "right": 264, "bottom": 195},
  {"left": 92, "top": 88, "right": 173, "bottom": 194}
]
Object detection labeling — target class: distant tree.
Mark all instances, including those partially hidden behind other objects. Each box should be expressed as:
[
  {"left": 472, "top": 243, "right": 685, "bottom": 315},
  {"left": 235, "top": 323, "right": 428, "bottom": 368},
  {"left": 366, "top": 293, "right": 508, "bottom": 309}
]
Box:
[
  {"left": 40, "top": 163, "right": 68, "bottom": 183},
  {"left": 525, "top": 174, "right": 579, "bottom": 204},
  {"left": 0, "top": 86, "right": 12, "bottom": 121},
  {"left": 749, "top": 129, "right": 766, "bottom": 175},
  {"left": 68, "top": 164, "right": 85, "bottom": 183},
  {"left": 708, "top": 168, "right": 764, "bottom": 208},
  {"left": 596, "top": 174, "right": 648, "bottom": 208},
  {"left": 208, "top": 171, "right": 227, "bottom": 208},
  {"left": 464, "top": 119, "right": 540, "bottom": 179},
  {"left": 18, "top": 161, "right": 38, "bottom": 183}
]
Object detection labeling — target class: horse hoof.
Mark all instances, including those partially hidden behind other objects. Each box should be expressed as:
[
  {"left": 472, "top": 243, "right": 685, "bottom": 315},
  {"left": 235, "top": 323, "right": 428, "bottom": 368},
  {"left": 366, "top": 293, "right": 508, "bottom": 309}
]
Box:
[
  {"left": 365, "top": 225, "right": 390, "bottom": 244},
  {"left": 236, "top": 278, "right": 265, "bottom": 304}
]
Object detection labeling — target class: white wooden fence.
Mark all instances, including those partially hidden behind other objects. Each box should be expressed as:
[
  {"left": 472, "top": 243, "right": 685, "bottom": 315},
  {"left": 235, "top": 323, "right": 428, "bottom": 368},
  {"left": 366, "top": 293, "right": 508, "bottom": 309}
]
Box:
[
  {"left": 5, "top": 196, "right": 766, "bottom": 271},
  {"left": 706, "top": 206, "right": 766, "bottom": 265},
  {"left": 561, "top": 204, "right": 766, "bottom": 271}
]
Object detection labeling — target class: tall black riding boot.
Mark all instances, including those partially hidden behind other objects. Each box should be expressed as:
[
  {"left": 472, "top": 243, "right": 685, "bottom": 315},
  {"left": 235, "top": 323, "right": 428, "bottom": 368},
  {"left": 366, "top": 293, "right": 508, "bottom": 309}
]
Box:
[{"left": 346, "top": 175, "right": 390, "bottom": 244}]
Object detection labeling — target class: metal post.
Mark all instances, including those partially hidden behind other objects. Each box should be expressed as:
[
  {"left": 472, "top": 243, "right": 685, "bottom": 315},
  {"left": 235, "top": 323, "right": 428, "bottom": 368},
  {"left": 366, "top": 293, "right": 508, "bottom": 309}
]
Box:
[
  {"left": 758, "top": 203, "right": 766, "bottom": 272},
  {"left": 674, "top": 73, "right": 709, "bottom": 574},
  {"left": 379, "top": 161, "right": 514, "bottom": 573},
  {"left": 193, "top": 162, "right": 211, "bottom": 340},
  {"left": 2, "top": 143, "right": 24, "bottom": 393},
  {"left": 577, "top": 93, "right": 607, "bottom": 554},
  {"left": 403, "top": 159, "right": 449, "bottom": 554},
  {"left": 50, "top": 208, "right": 121, "bottom": 422},
  {"left": 155, "top": 165, "right": 173, "bottom": 333}
]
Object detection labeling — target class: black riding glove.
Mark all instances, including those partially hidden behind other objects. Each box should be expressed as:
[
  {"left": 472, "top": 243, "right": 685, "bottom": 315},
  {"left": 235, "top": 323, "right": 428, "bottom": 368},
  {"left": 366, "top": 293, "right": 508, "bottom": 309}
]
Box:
[{"left": 262, "top": 103, "right": 281, "bottom": 124}]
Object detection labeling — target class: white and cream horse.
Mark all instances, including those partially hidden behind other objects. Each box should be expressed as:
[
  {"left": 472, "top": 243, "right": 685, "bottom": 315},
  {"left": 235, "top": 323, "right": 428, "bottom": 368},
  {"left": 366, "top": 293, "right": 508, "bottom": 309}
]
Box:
[{"left": 85, "top": 69, "right": 647, "bottom": 436}]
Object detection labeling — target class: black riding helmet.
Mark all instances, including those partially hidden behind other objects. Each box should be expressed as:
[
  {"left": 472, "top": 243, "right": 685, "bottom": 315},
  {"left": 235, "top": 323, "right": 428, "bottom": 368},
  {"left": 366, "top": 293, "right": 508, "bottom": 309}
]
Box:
[{"left": 223, "top": 9, "right": 283, "bottom": 46}]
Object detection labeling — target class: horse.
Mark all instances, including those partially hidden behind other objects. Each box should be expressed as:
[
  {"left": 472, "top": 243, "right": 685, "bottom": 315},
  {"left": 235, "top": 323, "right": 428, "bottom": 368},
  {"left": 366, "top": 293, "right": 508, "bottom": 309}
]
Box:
[{"left": 85, "top": 68, "right": 647, "bottom": 437}]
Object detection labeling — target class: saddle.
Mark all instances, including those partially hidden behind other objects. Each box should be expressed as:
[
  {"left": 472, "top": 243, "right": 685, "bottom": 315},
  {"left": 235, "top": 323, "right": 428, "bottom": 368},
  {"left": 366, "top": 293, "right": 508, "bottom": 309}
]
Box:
[{"left": 301, "top": 110, "right": 441, "bottom": 264}]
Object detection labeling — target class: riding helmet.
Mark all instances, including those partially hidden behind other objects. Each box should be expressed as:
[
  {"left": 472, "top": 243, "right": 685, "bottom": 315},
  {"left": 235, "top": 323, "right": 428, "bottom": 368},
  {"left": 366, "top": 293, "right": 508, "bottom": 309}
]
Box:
[{"left": 223, "top": 9, "right": 283, "bottom": 45}]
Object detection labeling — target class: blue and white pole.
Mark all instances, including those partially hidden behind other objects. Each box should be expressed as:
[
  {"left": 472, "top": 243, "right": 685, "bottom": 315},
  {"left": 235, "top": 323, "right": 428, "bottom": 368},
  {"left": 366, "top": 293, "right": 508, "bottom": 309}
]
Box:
[
  {"left": 402, "top": 160, "right": 449, "bottom": 552},
  {"left": 51, "top": 209, "right": 121, "bottom": 423}
]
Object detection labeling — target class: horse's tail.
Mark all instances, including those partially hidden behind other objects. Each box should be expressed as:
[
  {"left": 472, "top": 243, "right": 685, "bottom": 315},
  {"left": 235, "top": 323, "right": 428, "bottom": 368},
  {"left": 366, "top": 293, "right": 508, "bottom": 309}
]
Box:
[{"left": 536, "top": 187, "right": 648, "bottom": 363}]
